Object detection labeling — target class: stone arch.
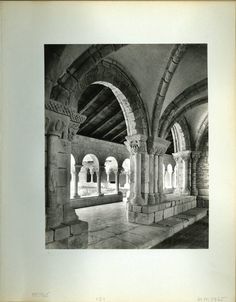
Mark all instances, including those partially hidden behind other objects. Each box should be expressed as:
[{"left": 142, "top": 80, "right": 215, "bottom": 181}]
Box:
[
  {"left": 72, "top": 59, "right": 150, "bottom": 137},
  {"left": 152, "top": 44, "right": 187, "bottom": 138},
  {"left": 78, "top": 154, "right": 100, "bottom": 196},
  {"left": 160, "top": 97, "right": 208, "bottom": 140},
  {"left": 170, "top": 118, "right": 192, "bottom": 152},
  {"left": 195, "top": 115, "right": 208, "bottom": 151},
  {"left": 171, "top": 122, "right": 187, "bottom": 152},
  {"left": 158, "top": 78, "right": 207, "bottom": 138},
  {"left": 47, "top": 44, "right": 125, "bottom": 101}
]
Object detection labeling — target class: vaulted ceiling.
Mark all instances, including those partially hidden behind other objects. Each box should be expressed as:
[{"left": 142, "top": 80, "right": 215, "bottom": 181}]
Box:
[
  {"left": 45, "top": 44, "right": 208, "bottom": 148},
  {"left": 77, "top": 84, "right": 127, "bottom": 144}
]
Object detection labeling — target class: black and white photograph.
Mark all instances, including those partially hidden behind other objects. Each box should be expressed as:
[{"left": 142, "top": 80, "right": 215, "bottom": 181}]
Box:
[
  {"left": 1, "top": 2, "right": 235, "bottom": 302},
  {"left": 45, "top": 44, "right": 208, "bottom": 249}
]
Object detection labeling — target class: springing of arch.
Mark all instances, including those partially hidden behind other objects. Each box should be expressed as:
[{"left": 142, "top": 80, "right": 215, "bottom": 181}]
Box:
[
  {"left": 71, "top": 59, "right": 150, "bottom": 137},
  {"left": 170, "top": 118, "right": 191, "bottom": 152},
  {"left": 195, "top": 115, "right": 208, "bottom": 151},
  {"left": 171, "top": 122, "right": 186, "bottom": 152},
  {"left": 47, "top": 44, "right": 126, "bottom": 102}
]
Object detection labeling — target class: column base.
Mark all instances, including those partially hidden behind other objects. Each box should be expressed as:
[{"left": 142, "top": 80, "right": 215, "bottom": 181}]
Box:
[
  {"left": 148, "top": 193, "right": 156, "bottom": 205},
  {"left": 181, "top": 188, "right": 190, "bottom": 195},
  {"left": 63, "top": 203, "right": 78, "bottom": 224},
  {"left": 73, "top": 193, "right": 80, "bottom": 199},
  {"left": 191, "top": 189, "right": 198, "bottom": 196},
  {"left": 154, "top": 193, "right": 161, "bottom": 203},
  {"left": 130, "top": 195, "right": 146, "bottom": 205}
]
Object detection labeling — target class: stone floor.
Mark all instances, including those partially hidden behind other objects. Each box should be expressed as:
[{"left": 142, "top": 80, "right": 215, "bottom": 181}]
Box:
[
  {"left": 76, "top": 202, "right": 208, "bottom": 249},
  {"left": 152, "top": 216, "right": 209, "bottom": 249}
]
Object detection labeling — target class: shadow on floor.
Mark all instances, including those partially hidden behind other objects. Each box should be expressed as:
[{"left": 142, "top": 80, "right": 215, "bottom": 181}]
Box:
[{"left": 152, "top": 215, "right": 209, "bottom": 249}]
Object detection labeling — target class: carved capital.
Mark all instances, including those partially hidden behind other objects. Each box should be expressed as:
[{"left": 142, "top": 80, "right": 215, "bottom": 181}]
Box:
[
  {"left": 172, "top": 150, "right": 191, "bottom": 162},
  {"left": 180, "top": 150, "right": 191, "bottom": 161},
  {"left": 148, "top": 137, "right": 171, "bottom": 155},
  {"left": 45, "top": 110, "right": 69, "bottom": 137},
  {"left": 191, "top": 151, "right": 202, "bottom": 163},
  {"left": 45, "top": 100, "right": 86, "bottom": 141},
  {"left": 125, "top": 134, "right": 147, "bottom": 155}
]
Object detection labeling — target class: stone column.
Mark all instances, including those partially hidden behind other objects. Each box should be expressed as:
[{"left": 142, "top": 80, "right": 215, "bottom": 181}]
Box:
[
  {"left": 125, "top": 172, "right": 129, "bottom": 187},
  {"left": 45, "top": 100, "right": 86, "bottom": 228},
  {"left": 154, "top": 154, "right": 159, "bottom": 195},
  {"left": 90, "top": 168, "right": 94, "bottom": 183},
  {"left": 45, "top": 109, "right": 70, "bottom": 229},
  {"left": 125, "top": 134, "right": 147, "bottom": 205},
  {"left": 148, "top": 153, "right": 155, "bottom": 204},
  {"left": 173, "top": 151, "right": 191, "bottom": 195},
  {"left": 73, "top": 165, "right": 81, "bottom": 198},
  {"left": 96, "top": 167, "right": 103, "bottom": 196},
  {"left": 172, "top": 153, "right": 182, "bottom": 194},
  {"left": 46, "top": 133, "right": 62, "bottom": 228},
  {"left": 115, "top": 168, "right": 121, "bottom": 194},
  {"left": 171, "top": 168, "right": 175, "bottom": 189},
  {"left": 191, "top": 151, "right": 201, "bottom": 196},
  {"left": 106, "top": 170, "right": 110, "bottom": 184},
  {"left": 181, "top": 151, "right": 191, "bottom": 194},
  {"left": 151, "top": 137, "right": 171, "bottom": 203}
]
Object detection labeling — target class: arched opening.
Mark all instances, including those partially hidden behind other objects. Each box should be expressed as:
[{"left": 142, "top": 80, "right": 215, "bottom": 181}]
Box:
[
  {"left": 103, "top": 156, "right": 118, "bottom": 195},
  {"left": 78, "top": 154, "right": 99, "bottom": 197},
  {"left": 171, "top": 122, "right": 187, "bottom": 152},
  {"left": 120, "top": 158, "right": 131, "bottom": 201}
]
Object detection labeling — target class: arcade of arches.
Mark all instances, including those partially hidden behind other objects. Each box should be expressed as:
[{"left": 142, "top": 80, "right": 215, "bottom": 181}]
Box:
[{"left": 45, "top": 44, "right": 208, "bottom": 249}]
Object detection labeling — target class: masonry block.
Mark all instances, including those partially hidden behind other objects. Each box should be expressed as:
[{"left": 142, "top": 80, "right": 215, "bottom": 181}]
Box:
[
  {"left": 163, "top": 207, "right": 174, "bottom": 219},
  {"left": 57, "top": 153, "right": 69, "bottom": 169},
  {"left": 135, "top": 212, "right": 154, "bottom": 225},
  {"left": 154, "top": 210, "right": 164, "bottom": 223},
  {"left": 57, "top": 187, "right": 68, "bottom": 205},
  {"left": 57, "top": 168, "right": 68, "bottom": 187},
  {"left": 46, "top": 230, "right": 54, "bottom": 243},
  {"left": 46, "top": 238, "right": 68, "bottom": 249},
  {"left": 54, "top": 225, "right": 70, "bottom": 241},
  {"left": 68, "top": 232, "right": 88, "bottom": 249},
  {"left": 128, "top": 211, "right": 137, "bottom": 223},
  {"left": 142, "top": 204, "right": 159, "bottom": 214},
  {"left": 70, "top": 220, "right": 88, "bottom": 235},
  {"left": 132, "top": 205, "right": 142, "bottom": 213},
  {"left": 165, "top": 201, "right": 172, "bottom": 208},
  {"left": 156, "top": 203, "right": 166, "bottom": 211}
]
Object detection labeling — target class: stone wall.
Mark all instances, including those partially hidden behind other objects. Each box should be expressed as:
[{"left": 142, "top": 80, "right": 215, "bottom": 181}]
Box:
[
  {"left": 196, "top": 139, "right": 209, "bottom": 207},
  {"left": 128, "top": 196, "right": 197, "bottom": 225},
  {"left": 45, "top": 135, "right": 89, "bottom": 249},
  {"left": 72, "top": 136, "right": 130, "bottom": 167}
]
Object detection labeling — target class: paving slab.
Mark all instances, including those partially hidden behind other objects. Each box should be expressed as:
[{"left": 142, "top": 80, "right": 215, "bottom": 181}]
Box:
[{"left": 77, "top": 202, "right": 208, "bottom": 249}]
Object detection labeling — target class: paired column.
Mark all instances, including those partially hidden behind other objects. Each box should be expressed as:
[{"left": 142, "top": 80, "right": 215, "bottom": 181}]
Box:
[
  {"left": 125, "top": 134, "right": 147, "bottom": 205},
  {"left": 173, "top": 151, "right": 191, "bottom": 195},
  {"left": 148, "top": 153, "right": 155, "bottom": 204},
  {"left": 151, "top": 137, "right": 171, "bottom": 203},
  {"left": 191, "top": 151, "right": 201, "bottom": 195}
]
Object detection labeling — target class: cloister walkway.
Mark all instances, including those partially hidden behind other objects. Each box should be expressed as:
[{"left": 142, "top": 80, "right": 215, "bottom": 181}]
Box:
[{"left": 76, "top": 202, "right": 208, "bottom": 249}]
